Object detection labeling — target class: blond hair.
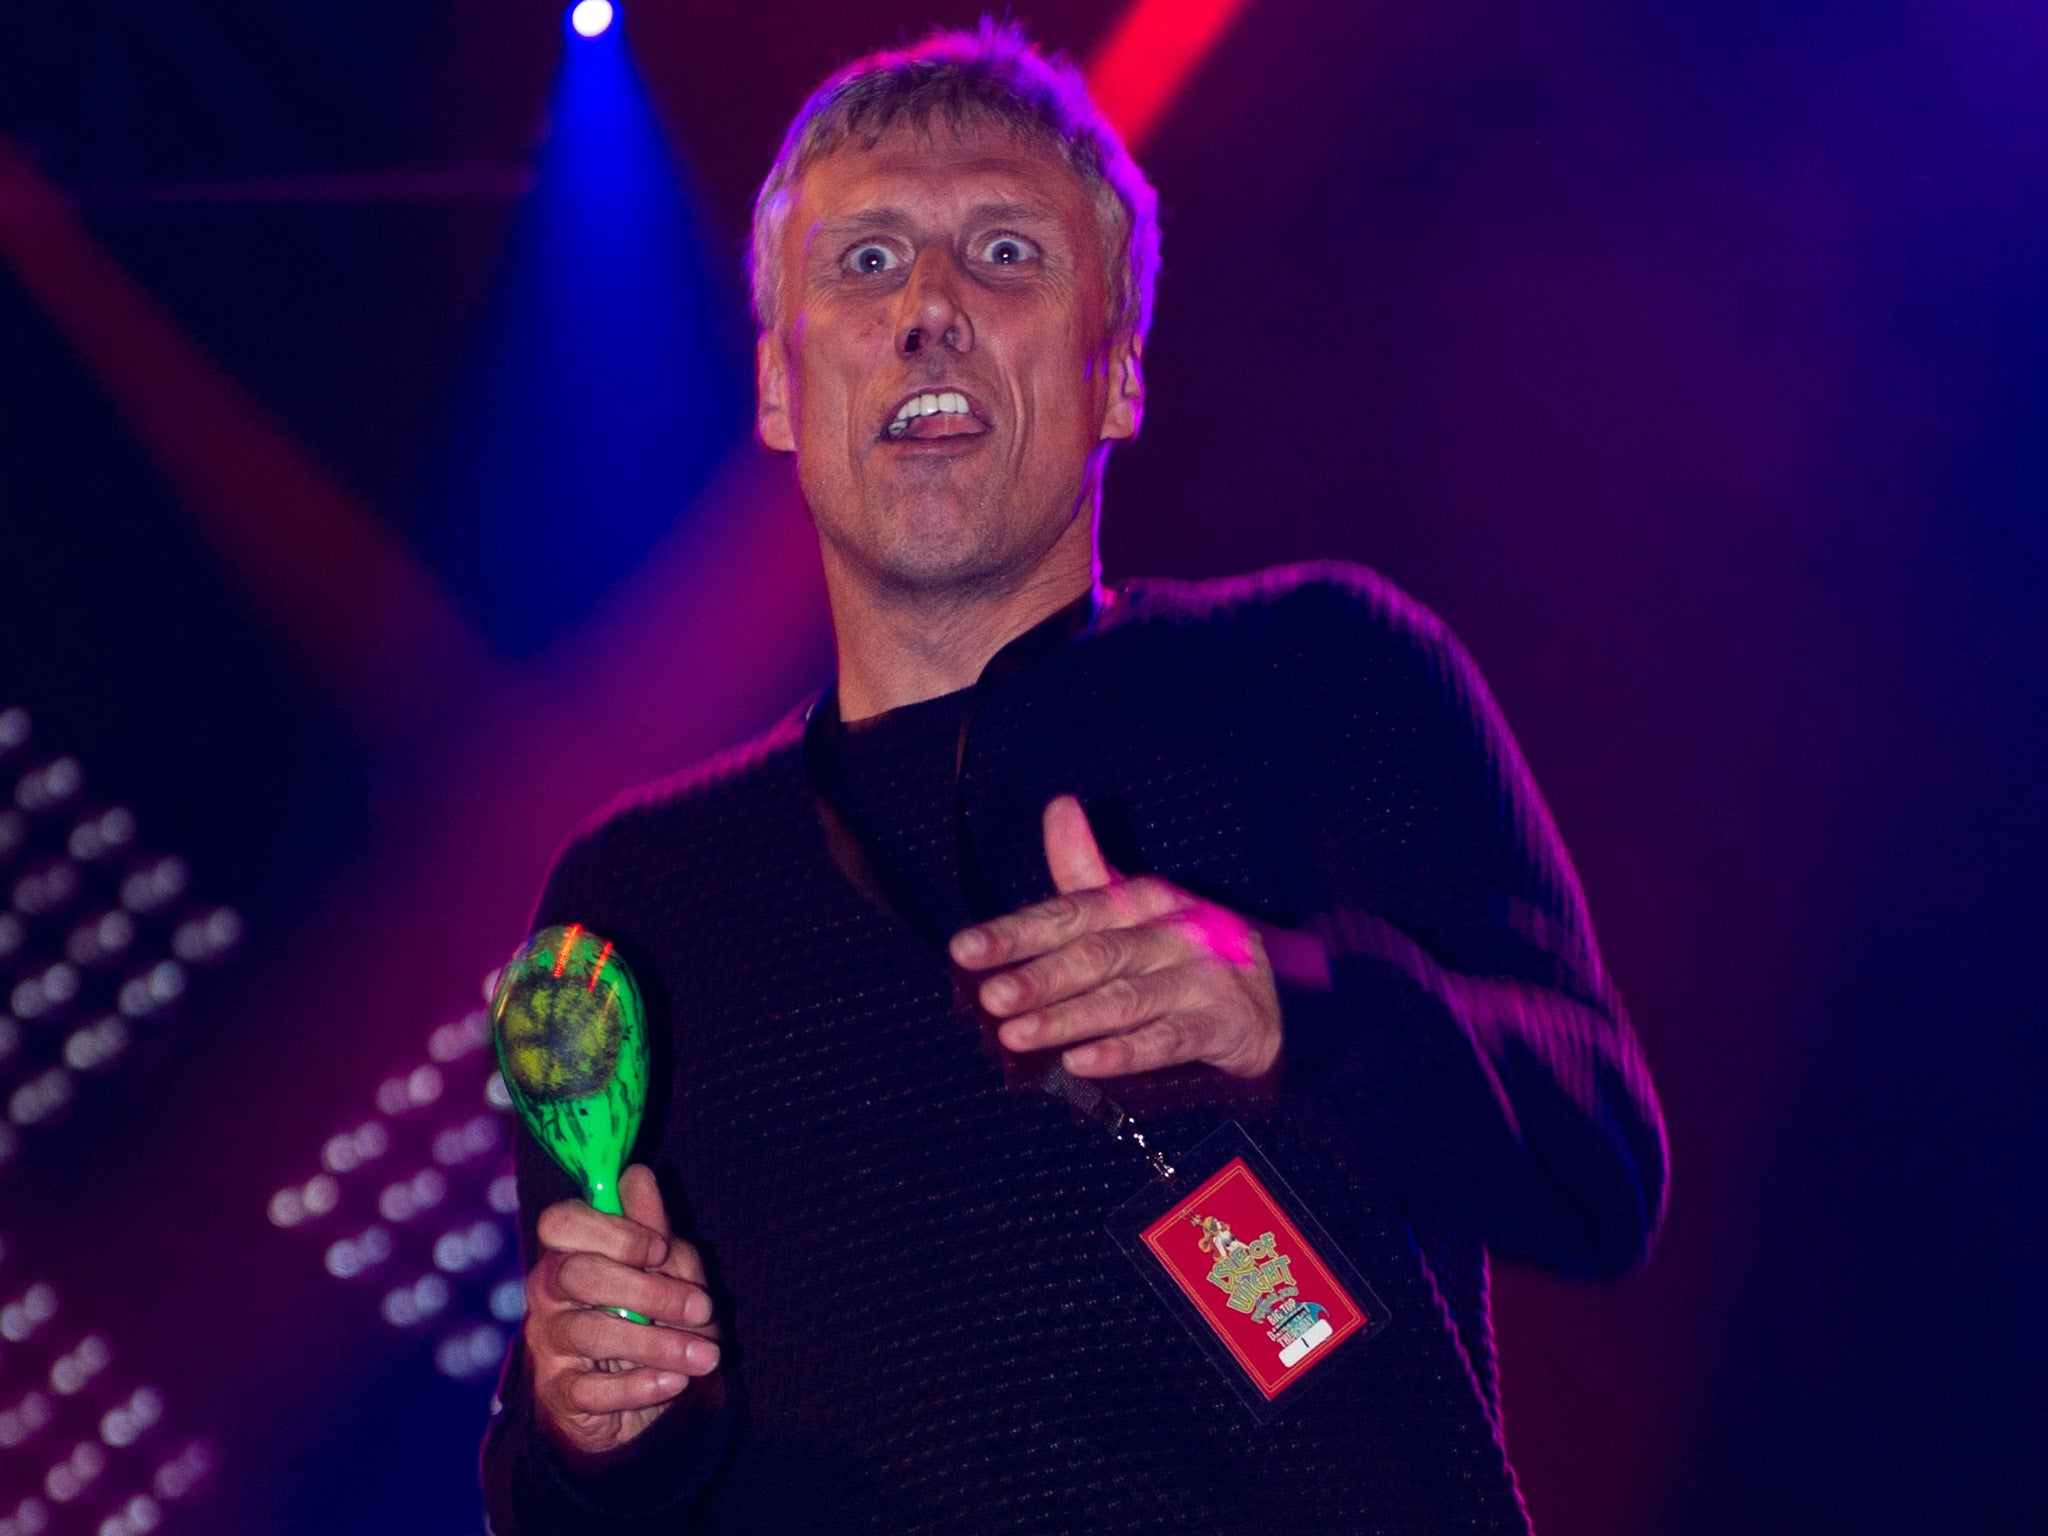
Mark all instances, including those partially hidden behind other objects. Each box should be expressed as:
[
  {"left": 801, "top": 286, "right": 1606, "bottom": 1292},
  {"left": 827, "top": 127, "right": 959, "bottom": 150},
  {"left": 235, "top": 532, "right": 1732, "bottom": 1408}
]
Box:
[{"left": 748, "top": 19, "right": 1161, "bottom": 348}]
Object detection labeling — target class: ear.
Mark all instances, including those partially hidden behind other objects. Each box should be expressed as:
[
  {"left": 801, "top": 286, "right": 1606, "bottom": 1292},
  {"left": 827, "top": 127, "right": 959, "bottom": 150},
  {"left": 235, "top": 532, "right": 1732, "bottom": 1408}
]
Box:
[
  {"left": 756, "top": 330, "right": 796, "bottom": 453},
  {"left": 1098, "top": 331, "right": 1145, "bottom": 444}
]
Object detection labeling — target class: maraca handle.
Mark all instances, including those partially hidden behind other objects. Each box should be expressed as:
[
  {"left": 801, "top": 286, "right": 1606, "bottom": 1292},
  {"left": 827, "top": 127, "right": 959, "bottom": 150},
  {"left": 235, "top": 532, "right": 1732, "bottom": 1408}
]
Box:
[{"left": 586, "top": 1176, "right": 652, "bottom": 1326}]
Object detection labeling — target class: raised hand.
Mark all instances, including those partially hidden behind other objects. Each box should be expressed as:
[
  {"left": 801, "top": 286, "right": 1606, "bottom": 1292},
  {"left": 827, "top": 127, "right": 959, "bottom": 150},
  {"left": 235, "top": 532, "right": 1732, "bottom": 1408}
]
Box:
[
  {"left": 949, "top": 795, "right": 1300, "bottom": 1080},
  {"left": 524, "top": 1163, "right": 721, "bottom": 1457}
]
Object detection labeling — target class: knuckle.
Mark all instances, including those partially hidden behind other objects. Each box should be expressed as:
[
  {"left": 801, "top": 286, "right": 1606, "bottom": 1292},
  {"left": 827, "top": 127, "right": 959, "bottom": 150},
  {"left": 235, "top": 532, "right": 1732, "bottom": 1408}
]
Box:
[
  {"left": 535, "top": 1200, "right": 581, "bottom": 1246},
  {"left": 1182, "top": 955, "right": 1227, "bottom": 1002},
  {"left": 1045, "top": 996, "right": 1092, "bottom": 1044},
  {"left": 559, "top": 1309, "right": 603, "bottom": 1356},
  {"left": 1147, "top": 1015, "right": 1192, "bottom": 1060},
  {"left": 650, "top": 1274, "right": 697, "bottom": 1322},
  {"left": 1036, "top": 1001, "right": 1073, "bottom": 1044},
  {"left": 1101, "top": 975, "right": 1144, "bottom": 1026},
  {"left": 1121, "top": 1022, "right": 1166, "bottom": 1069},
  {"left": 1074, "top": 929, "right": 1119, "bottom": 976},
  {"left": 642, "top": 1329, "right": 690, "bottom": 1373},
  {"left": 558, "top": 1253, "right": 615, "bottom": 1305},
  {"left": 577, "top": 1313, "right": 634, "bottom": 1362},
  {"left": 1128, "top": 875, "right": 1178, "bottom": 912},
  {"left": 1000, "top": 965, "right": 1040, "bottom": 1008},
  {"left": 529, "top": 1267, "right": 570, "bottom": 1318},
  {"left": 544, "top": 1319, "right": 587, "bottom": 1367},
  {"left": 566, "top": 1374, "right": 613, "bottom": 1415},
  {"left": 1094, "top": 1034, "right": 1134, "bottom": 1072},
  {"left": 1046, "top": 996, "right": 1089, "bottom": 1042}
]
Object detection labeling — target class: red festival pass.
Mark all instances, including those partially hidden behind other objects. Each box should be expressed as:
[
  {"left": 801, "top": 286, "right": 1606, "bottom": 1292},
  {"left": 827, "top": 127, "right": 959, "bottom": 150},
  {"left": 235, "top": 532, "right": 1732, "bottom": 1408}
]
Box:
[{"left": 1140, "top": 1157, "right": 1366, "bottom": 1400}]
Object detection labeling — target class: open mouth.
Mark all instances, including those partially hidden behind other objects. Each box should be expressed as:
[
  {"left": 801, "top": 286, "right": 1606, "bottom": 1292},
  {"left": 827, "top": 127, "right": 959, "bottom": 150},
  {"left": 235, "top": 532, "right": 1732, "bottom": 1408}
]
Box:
[{"left": 880, "top": 389, "right": 990, "bottom": 442}]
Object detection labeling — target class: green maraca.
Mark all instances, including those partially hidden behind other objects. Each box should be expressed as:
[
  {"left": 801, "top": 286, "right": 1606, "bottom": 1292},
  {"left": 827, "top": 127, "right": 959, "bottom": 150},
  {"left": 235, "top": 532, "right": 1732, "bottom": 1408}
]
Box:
[{"left": 490, "top": 922, "right": 650, "bottom": 1322}]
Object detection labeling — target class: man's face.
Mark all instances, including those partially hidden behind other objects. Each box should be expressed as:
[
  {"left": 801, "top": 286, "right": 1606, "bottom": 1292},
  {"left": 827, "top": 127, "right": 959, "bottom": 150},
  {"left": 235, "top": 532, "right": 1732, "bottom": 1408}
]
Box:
[{"left": 756, "top": 115, "right": 1142, "bottom": 597}]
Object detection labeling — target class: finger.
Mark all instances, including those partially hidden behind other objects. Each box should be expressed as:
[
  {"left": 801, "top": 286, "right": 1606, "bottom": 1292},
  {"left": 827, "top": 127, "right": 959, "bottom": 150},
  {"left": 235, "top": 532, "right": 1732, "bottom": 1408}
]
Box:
[
  {"left": 652, "top": 1235, "right": 711, "bottom": 1288},
  {"left": 951, "top": 875, "right": 1185, "bottom": 970},
  {"left": 536, "top": 1197, "right": 668, "bottom": 1270},
  {"left": 977, "top": 920, "right": 1190, "bottom": 1018},
  {"left": 552, "top": 1253, "right": 714, "bottom": 1329},
  {"left": 1062, "top": 1011, "right": 1215, "bottom": 1078},
  {"left": 997, "top": 967, "right": 1198, "bottom": 1054},
  {"left": 1042, "top": 794, "right": 1114, "bottom": 894},
  {"left": 548, "top": 1365, "right": 690, "bottom": 1419},
  {"left": 602, "top": 1167, "right": 711, "bottom": 1288},
  {"left": 552, "top": 1306, "right": 722, "bottom": 1375},
  {"left": 618, "top": 1164, "right": 672, "bottom": 1240}
]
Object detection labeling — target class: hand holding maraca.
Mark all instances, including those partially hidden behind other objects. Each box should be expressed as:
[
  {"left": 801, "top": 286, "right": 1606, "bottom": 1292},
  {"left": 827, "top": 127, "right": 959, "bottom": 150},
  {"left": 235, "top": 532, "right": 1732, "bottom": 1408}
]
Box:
[{"left": 524, "top": 1163, "right": 722, "bottom": 1457}]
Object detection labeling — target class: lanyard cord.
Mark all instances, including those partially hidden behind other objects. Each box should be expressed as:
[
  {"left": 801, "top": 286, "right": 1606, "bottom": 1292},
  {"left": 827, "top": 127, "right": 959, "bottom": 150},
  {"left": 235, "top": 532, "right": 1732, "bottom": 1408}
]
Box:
[{"left": 802, "top": 589, "right": 1177, "bottom": 1182}]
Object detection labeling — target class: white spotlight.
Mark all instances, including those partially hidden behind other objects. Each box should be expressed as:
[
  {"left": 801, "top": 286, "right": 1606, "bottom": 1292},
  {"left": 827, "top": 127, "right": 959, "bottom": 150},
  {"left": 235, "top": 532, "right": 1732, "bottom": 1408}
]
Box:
[{"left": 569, "top": 1, "right": 615, "bottom": 40}]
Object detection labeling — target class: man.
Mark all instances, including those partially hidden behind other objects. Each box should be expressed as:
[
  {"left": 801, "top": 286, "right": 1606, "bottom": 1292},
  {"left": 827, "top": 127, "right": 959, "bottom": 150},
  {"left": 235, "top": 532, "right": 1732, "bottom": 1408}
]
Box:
[{"left": 483, "top": 23, "right": 1665, "bottom": 1535}]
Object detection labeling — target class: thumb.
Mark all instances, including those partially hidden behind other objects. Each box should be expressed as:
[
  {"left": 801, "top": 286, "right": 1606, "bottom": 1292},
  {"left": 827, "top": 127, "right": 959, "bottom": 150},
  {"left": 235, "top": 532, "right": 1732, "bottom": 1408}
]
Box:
[
  {"left": 619, "top": 1163, "right": 673, "bottom": 1253},
  {"left": 1043, "top": 795, "right": 1115, "bottom": 894}
]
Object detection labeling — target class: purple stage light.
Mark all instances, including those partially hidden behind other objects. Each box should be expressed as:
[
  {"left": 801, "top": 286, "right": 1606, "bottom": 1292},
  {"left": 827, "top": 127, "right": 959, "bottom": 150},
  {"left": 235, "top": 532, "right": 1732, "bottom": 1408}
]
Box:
[{"left": 567, "top": 1, "right": 614, "bottom": 41}]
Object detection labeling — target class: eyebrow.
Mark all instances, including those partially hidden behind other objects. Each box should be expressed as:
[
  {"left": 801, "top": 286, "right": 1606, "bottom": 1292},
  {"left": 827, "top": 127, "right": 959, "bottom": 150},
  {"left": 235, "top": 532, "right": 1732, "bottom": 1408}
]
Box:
[{"left": 962, "top": 201, "right": 1062, "bottom": 230}]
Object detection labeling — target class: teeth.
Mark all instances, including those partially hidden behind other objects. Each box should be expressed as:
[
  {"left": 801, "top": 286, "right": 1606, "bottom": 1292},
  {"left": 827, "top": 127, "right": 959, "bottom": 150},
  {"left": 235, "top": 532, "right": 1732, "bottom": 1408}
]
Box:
[{"left": 890, "top": 391, "right": 974, "bottom": 426}]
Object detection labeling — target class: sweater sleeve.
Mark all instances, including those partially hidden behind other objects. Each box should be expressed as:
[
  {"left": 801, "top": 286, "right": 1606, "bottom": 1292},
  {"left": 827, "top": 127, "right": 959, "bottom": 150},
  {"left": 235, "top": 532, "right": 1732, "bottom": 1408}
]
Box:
[
  {"left": 479, "top": 823, "right": 743, "bottom": 1534},
  {"left": 1269, "top": 570, "right": 1668, "bottom": 1277}
]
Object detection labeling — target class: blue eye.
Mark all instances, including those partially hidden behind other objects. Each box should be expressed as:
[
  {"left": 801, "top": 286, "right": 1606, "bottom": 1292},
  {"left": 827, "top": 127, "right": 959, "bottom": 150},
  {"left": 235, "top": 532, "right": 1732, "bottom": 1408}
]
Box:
[
  {"left": 848, "top": 244, "right": 898, "bottom": 275},
  {"left": 983, "top": 237, "right": 1030, "bottom": 266}
]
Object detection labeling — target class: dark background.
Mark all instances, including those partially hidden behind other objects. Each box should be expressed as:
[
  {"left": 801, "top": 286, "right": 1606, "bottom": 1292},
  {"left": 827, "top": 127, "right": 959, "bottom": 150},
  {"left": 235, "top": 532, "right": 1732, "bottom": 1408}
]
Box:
[{"left": 2, "top": 2, "right": 2043, "bottom": 1533}]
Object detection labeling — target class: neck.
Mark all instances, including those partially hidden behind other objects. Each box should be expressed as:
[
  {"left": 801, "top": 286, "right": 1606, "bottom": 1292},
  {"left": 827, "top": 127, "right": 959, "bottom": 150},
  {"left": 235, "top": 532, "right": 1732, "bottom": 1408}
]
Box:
[{"left": 825, "top": 544, "right": 1099, "bottom": 722}]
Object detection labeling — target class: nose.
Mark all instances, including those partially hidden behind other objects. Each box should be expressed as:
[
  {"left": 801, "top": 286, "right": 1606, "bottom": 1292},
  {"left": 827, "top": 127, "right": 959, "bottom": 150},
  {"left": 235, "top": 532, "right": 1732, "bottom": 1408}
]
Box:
[{"left": 898, "top": 247, "right": 973, "bottom": 357}]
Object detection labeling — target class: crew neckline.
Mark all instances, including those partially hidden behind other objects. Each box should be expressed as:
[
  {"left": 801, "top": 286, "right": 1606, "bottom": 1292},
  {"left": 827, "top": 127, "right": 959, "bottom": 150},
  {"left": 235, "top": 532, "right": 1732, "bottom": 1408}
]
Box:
[{"left": 837, "top": 684, "right": 975, "bottom": 748}]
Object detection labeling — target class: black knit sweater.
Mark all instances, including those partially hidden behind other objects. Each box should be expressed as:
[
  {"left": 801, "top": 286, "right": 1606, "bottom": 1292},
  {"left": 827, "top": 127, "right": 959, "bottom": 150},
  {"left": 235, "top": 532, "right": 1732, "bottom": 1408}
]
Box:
[{"left": 481, "top": 564, "right": 1667, "bottom": 1535}]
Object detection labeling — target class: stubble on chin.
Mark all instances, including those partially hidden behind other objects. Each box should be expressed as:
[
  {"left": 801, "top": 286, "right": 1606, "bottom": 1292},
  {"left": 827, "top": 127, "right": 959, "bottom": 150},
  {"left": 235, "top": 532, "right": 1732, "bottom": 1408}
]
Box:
[
  {"left": 805, "top": 431, "right": 1096, "bottom": 607},
  {"left": 821, "top": 479, "right": 1016, "bottom": 597}
]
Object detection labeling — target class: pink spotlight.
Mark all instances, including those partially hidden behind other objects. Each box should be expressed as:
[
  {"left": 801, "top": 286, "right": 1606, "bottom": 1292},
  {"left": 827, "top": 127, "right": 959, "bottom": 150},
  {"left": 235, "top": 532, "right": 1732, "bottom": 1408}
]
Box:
[
  {"left": 568, "top": 0, "right": 614, "bottom": 39},
  {"left": 1087, "top": 0, "right": 1254, "bottom": 149}
]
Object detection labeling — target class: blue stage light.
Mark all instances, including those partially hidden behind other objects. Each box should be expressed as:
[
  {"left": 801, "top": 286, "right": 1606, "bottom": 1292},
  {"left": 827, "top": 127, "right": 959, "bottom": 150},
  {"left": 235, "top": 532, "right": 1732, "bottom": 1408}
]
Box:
[
  {"left": 568, "top": 1, "right": 614, "bottom": 39},
  {"left": 427, "top": 0, "right": 746, "bottom": 655}
]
